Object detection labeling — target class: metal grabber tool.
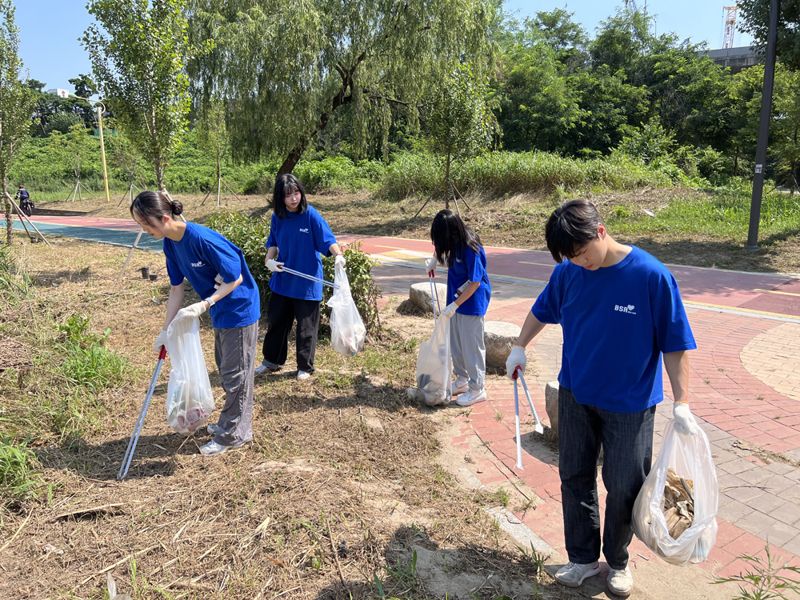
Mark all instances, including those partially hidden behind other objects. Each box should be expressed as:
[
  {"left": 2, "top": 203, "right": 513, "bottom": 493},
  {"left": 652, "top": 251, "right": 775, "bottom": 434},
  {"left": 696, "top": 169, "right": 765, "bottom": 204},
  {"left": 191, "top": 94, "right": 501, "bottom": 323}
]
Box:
[{"left": 512, "top": 367, "right": 545, "bottom": 469}]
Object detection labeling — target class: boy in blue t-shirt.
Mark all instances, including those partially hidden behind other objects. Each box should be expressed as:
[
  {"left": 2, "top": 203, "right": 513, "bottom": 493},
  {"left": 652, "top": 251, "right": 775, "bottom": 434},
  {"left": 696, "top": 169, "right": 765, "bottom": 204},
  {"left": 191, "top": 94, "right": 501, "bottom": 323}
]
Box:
[{"left": 505, "top": 200, "right": 700, "bottom": 598}]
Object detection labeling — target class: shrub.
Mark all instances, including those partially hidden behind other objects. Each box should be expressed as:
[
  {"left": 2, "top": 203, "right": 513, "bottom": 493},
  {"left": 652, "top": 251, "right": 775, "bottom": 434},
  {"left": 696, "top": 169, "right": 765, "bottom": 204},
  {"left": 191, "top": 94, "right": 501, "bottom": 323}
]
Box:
[
  {"left": 0, "top": 439, "right": 42, "bottom": 509},
  {"left": 206, "top": 211, "right": 381, "bottom": 337}
]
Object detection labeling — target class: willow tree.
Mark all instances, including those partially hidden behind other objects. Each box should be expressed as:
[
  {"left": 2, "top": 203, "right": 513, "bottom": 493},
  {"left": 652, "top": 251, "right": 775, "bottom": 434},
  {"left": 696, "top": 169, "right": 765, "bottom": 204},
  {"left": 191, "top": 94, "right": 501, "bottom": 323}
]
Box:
[
  {"left": 188, "top": 0, "right": 501, "bottom": 176},
  {"left": 83, "top": 0, "right": 192, "bottom": 191},
  {"left": 0, "top": 0, "right": 35, "bottom": 244}
]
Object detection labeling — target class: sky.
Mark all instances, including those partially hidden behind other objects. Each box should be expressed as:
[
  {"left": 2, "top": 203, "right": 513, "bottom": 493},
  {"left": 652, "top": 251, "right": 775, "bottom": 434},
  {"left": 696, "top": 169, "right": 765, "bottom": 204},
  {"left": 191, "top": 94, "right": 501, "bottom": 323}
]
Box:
[{"left": 15, "top": 0, "right": 754, "bottom": 94}]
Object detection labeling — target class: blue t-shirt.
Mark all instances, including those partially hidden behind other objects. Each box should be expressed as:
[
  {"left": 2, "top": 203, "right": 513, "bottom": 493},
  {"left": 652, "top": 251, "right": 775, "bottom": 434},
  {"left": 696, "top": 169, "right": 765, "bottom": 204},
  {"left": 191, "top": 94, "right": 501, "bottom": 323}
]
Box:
[
  {"left": 532, "top": 246, "right": 696, "bottom": 413},
  {"left": 265, "top": 205, "right": 337, "bottom": 301},
  {"left": 446, "top": 245, "right": 491, "bottom": 316},
  {"left": 164, "top": 222, "right": 260, "bottom": 329}
]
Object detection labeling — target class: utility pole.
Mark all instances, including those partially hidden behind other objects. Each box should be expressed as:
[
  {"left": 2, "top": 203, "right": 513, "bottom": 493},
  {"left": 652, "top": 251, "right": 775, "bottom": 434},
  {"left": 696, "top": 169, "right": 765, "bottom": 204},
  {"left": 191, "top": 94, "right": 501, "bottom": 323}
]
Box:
[
  {"left": 746, "top": 0, "right": 779, "bottom": 250},
  {"left": 96, "top": 103, "right": 111, "bottom": 203}
]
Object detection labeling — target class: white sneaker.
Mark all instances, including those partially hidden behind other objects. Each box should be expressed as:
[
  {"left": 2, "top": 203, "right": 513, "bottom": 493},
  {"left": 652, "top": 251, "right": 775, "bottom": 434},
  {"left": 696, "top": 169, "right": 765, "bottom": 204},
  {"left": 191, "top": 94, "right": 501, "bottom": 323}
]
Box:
[
  {"left": 297, "top": 370, "right": 311, "bottom": 381},
  {"left": 554, "top": 561, "right": 601, "bottom": 588},
  {"left": 450, "top": 377, "right": 468, "bottom": 396},
  {"left": 607, "top": 566, "right": 633, "bottom": 597},
  {"left": 455, "top": 388, "right": 487, "bottom": 407}
]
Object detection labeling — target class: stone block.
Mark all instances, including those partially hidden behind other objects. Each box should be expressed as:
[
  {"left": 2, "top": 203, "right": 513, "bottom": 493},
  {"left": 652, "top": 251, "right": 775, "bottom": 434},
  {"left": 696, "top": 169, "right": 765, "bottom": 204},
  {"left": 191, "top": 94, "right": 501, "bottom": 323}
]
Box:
[
  {"left": 484, "top": 320, "right": 521, "bottom": 370},
  {"left": 409, "top": 282, "right": 447, "bottom": 313}
]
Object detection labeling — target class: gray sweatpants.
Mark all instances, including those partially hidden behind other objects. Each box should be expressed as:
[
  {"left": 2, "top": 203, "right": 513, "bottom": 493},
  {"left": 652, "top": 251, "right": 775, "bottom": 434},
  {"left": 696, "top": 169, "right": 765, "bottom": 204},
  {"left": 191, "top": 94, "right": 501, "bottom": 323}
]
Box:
[
  {"left": 450, "top": 313, "right": 486, "bottom": 391},
  {"left": 213, "top": 321, "right": 259, "bottom": 446}
]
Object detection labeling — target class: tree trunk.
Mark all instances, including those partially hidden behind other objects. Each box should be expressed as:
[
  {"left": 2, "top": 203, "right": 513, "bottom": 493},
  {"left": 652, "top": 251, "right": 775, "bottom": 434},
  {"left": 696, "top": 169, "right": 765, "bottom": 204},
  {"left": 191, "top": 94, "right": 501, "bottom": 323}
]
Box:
[
  {"left": 2, "top": 174, "right": 11, "bottom": 246},
  {"left": 444, "top": 151, "right": 451, "bottom": 211},
  {"left": 278, "top": 142, "right": 307, "bottom": 176}
]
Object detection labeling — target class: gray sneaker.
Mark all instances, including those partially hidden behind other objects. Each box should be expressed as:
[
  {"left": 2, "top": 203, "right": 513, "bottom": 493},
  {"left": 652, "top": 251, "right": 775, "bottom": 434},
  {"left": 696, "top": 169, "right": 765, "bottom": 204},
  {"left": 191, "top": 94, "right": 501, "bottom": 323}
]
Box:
[
  {"left": 254, "top": 360, "right": 281, "bottom": 375},
  {"left": 199, "top": 439, "right": 250, "bottom": 456},
  {"left": 554, "top": 561, "right": 601, "bottom": 588}
]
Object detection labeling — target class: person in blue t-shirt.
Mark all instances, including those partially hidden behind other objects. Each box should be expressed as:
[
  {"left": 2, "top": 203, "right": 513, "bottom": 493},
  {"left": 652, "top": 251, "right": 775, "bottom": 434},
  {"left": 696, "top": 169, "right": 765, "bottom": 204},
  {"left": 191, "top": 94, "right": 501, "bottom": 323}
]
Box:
[
  {"left": 505, "top": 199, "right": 700, "bottom": 598},
  {"left": 425, "top": 209, "right": 492, "bottom": 407},
  {"left": 130, "top": 191, "right": 261, "bottom": 457},
  {"left": 256, "top": 174, "right": 344, "bottom": 380}
]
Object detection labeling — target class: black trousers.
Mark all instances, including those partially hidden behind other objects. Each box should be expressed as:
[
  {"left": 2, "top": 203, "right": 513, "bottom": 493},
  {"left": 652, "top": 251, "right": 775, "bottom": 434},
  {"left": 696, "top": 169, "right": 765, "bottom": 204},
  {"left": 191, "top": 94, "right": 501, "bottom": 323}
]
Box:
[{"left": 262, "top": 291, "right": 320, "bottom": 373}]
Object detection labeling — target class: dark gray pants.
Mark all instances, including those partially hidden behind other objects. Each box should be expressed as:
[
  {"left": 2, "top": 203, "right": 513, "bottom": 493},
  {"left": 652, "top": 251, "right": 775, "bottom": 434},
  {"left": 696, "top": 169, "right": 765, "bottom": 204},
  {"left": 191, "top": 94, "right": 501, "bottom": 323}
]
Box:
[
  {"left": 213, "top": 321, "right": 258, "bottom": 446},
  {"left": 558, "top": 386, "right": 656, "bottom": 569}
]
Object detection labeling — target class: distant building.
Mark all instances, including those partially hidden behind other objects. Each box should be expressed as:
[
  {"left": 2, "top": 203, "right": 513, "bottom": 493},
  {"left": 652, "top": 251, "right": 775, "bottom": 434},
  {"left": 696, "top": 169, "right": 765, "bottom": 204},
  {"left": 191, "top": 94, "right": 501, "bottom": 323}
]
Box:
[
  {"left": 703, "top": 46, "right": 761, "bottom": 72},
  {"left": 46, "top": 88, "right": 70, "bottom": 98}
]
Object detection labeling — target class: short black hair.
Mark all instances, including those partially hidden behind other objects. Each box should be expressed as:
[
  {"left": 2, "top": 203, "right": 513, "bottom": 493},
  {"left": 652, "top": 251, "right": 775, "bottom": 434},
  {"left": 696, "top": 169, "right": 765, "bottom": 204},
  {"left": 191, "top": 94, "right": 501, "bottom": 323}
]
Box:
[
  {"left": 272, "top": 173, "right": 308, "bottom": 218},
  {"left": 545, "top": 199, "right": 603, "bottom": 262}
]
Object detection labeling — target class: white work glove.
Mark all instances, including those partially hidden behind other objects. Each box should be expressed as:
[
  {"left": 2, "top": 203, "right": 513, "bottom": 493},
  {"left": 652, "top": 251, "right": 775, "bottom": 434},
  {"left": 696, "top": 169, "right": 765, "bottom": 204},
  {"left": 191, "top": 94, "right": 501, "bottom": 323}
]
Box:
[
  {"left": 425, "top": 257, "right": 437, "bottom": 276},
  {"left": 673, "top": 403, "right": 699, "bottom": 435},
  {"left": 266, "top": 258, "right": 284, "bottom": 272},
  {"left": 153, "top": 329, "right": 168, "bottom": 353},
  {"left": 174, "top": 301, "right": 208, "bottom": 322},
  {"left": 441, "top": 302, "right": 458, "bottom": 319},
  {"left": 505, "top": 345, "right": 527, "bottom": 380},
  {"left": 334, "top": 254, "right": 346, "bottom": 267}
]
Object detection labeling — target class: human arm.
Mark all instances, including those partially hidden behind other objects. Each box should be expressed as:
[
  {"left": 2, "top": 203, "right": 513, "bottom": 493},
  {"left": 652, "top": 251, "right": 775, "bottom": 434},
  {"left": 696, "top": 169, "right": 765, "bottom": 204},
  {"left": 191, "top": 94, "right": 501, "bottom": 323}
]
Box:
[
  {"left": 663, "top": 350, "right": 698, "bottom": 434},
  {"left": 265, "top": 246, "right": 283, "bottom": 271}
]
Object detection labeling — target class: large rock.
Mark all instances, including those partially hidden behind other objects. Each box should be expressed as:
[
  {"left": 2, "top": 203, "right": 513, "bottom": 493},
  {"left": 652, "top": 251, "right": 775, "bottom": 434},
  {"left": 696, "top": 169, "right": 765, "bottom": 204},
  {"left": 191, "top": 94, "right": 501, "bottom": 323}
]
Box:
[
  {"left": 484, "top": 320, "right": 521, "bottom": 371},
  {"left": 409, "top": 282, "right": 447, "bottom": 313}
]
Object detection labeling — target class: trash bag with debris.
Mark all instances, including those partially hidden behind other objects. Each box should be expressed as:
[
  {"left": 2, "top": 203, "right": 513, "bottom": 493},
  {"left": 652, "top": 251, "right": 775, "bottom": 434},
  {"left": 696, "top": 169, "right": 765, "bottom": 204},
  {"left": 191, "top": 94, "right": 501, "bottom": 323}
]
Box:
[
  {"left": 633, "top": 419, "right": 718, "bottom": 565},
  {"left": 327, "top": 262, "right": 366, "bottom": 356},
  {"left": 165, "top": 315, "right": 214, "bottom": 434},
  {"left": 412, "top": 313, "right": 452, "bottom": 407}
]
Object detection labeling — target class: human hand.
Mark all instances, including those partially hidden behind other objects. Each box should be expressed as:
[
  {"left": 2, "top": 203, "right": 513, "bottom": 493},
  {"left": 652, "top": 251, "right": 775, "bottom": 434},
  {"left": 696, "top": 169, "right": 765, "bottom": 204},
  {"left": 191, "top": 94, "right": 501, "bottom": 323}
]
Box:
[
  {"left": 425, "top": 257, "right": 437, "bottom": 276},
  {"left": 153, "top": 329, "right": 168, "bottom": 353},
  {"left": 442, "top": 302, "right": 458, "bottom": 319},
  {"left": 505, "top": 345, "right": 527, "bottom": 380},
  {"left": 334, "top": 254, "right": 346, "bottom": 267},
  {"left": 175, "top": 301, "right": 208, "bottom": 322},
  {"left": 673, "top": 403, "right": 699, "bottom": 435},
  {"left": 266, "top": 258, "right": 284, "bottom": 272}
]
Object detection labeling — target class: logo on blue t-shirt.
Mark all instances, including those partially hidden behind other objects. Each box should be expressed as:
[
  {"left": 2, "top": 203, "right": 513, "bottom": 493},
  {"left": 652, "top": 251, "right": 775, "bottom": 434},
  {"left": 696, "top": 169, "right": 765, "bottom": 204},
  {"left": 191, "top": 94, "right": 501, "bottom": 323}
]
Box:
[
  {"left": 299, "top": 227, "right": 309, "bottom": 234},
  {"left": 191, "top": 260, "right": 206, "bottom": 268},
  {"left": 614, "top": 304, "right": 637, "bottom": 315}
]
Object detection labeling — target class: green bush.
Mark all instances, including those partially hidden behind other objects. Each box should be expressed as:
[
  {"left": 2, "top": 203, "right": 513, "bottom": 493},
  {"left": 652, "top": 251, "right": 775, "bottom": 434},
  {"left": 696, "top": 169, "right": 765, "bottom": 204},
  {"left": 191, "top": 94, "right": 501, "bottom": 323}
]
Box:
[
  {"left": 378, "top": 150, "right": 672, "bottom": 200},
  {"left": 206, "top": 211, "right": 381, "bottom": 337},
  {"left": 0, "top": 439, "right": 42, "bottom": 508},
  {"left": 295, "top": 155, "right": 385, "bottom": 192},
  {"left": 57, "top": 314, "right": 128, "bottom": 392}
]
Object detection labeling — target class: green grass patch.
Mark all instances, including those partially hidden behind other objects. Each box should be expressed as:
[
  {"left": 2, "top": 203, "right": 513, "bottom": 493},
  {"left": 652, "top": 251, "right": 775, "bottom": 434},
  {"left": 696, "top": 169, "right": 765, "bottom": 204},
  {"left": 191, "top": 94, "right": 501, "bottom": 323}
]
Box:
[
  {"left": 0, "top": 439, "right": 42, "bottom": 508},
  {"left": 608, "top": 184, "right": 800, "bottom": 242}
]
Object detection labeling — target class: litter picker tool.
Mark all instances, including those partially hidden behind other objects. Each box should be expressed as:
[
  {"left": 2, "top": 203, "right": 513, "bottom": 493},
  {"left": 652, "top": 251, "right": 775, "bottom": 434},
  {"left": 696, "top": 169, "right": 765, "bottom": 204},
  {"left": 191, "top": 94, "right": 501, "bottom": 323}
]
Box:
[
  {"left": 427, "top": 269, "right": 442, "bottom": 320},
  {"left": 511, "top": 368, "right": 545, "bottom": 469},
  {"left": 280, "top": 265, "right": 339, "bottom": 290},
  {"left": 117, "top": 345, "right": 167, "bottom": 480}
]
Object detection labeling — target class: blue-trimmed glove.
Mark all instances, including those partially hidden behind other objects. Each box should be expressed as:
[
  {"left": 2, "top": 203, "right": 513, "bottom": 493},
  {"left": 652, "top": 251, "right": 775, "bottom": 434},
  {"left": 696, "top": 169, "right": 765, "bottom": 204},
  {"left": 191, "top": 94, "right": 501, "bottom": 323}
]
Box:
[{"left": 505, "top": 345, "right": 527, "bottom": 380}]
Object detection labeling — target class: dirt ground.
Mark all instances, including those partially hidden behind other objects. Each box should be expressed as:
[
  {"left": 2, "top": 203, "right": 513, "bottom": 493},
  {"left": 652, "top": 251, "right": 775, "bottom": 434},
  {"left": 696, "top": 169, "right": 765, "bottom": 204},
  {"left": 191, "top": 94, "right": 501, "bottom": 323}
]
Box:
[
  {"left": 35, "top": 185, "right": 800, "bottom": 273},
  {"left": 0, "top": 236, "right": 588, "bottom": 599}
]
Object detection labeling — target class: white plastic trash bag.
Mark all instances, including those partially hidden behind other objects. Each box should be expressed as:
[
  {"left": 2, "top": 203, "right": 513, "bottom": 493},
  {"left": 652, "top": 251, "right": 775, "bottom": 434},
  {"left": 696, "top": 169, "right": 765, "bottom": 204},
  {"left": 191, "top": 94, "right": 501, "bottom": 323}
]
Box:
[
  {"left": 327, "top": 262, "right": 366, "bottom": 356},
  {"left": 632, "top": 419, "right": 719, "bottom": 565},
  {"left": 412, "top": 314, "right": 452, "bottom": 407},
  {"left": 165, "top": 316, "right": 215, "bottom": 434}
]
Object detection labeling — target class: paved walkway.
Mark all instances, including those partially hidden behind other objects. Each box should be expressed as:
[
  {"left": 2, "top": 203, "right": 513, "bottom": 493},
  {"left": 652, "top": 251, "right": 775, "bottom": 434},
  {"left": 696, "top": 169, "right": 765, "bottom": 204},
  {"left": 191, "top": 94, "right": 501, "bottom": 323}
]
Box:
[{"left": 8, "top": 214, "right": 800, "bottom": 595}]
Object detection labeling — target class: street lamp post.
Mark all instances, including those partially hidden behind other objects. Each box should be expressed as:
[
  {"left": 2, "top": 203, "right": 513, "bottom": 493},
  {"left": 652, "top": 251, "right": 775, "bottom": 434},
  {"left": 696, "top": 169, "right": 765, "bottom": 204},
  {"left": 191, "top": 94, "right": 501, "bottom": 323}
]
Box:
[
  {"left": 71, "top": 94, "right": 111, "bottom": 204},
  {"left": 746, "top": 0, "right": 780, "bottom": 250},
  {"left": 95, "top": 102, "right": 111, "bottom": 204}
]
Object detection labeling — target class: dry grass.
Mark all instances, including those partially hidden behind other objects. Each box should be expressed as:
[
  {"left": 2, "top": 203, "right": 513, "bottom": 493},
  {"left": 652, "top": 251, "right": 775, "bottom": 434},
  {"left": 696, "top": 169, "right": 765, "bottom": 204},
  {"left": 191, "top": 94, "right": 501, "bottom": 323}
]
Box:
[{"left": 0, "top": 235, "right": 580, "bottom": 599}]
